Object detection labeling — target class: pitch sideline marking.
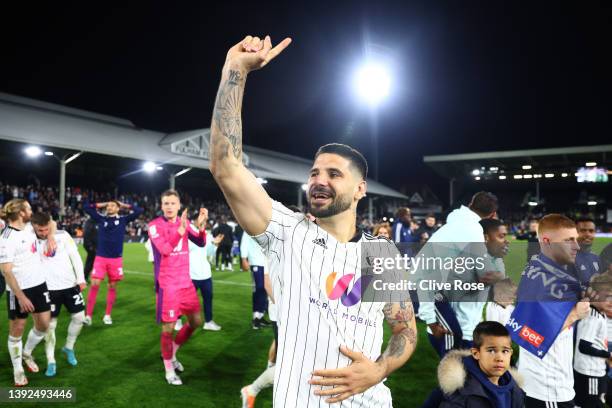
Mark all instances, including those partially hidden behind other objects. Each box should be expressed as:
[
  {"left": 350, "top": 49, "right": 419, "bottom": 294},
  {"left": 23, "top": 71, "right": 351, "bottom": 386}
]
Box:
[{"left": 123, "top": 269, "right": 252, "bottom": 287}]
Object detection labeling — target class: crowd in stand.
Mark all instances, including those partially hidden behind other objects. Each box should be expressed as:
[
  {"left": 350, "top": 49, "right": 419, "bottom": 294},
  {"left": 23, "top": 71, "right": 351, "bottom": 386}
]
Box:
[
  {"left": 0, "top": 182, "right": 234, "bottom": 242},
  {"left": 1, "top": 182, "right": 608, "bottom": 246}
]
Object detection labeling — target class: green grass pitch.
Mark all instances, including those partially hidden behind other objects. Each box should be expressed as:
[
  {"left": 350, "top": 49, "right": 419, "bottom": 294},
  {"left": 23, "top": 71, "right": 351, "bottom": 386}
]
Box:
[{"left": 1, "top": 239, "right": 610, "bottom": 407}]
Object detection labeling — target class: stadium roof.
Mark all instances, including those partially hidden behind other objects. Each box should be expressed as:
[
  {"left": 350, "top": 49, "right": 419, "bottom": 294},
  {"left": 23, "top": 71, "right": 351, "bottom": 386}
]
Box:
[
  {"left": 424, "top": 145, "right": 612, "bottom": 181},
  {"left": 0, "top": 92, "right": 407, "bottom": 199}
]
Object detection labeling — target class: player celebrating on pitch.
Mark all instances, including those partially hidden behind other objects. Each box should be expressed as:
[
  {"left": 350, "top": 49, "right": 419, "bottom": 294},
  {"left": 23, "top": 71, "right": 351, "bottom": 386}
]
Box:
[
  {"left": 209, "top": 35, "right": 417, "bottom": 406},
  {"left": 83, "top": 199, "right": 143, "bottom": 325},
  {"left": 31, "top": 212, "right": 87, "bottom": 377},
  {"left": 148, "top": 190, "right": 208, "bottom": 385},
  {"left": 0, "top": 200, "right": 53, "bottom": 386}
]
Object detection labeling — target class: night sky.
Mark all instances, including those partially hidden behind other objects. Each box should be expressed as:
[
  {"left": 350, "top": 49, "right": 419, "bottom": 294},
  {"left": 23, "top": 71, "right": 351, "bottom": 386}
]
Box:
[{"left": 1, "top": 1, "right": 611, "bottom": 196}]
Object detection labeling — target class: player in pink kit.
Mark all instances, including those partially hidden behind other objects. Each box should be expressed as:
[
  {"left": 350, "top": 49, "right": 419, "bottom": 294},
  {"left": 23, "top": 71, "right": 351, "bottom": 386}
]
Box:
[{"left": 148, "top": 189, "right": 208, "bottom": 385}]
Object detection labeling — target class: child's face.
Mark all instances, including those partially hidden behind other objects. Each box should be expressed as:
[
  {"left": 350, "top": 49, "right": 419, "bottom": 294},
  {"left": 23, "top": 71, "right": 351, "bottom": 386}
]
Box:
[{"left": 472, "top": 335, "right": 513, "bottom": 381}]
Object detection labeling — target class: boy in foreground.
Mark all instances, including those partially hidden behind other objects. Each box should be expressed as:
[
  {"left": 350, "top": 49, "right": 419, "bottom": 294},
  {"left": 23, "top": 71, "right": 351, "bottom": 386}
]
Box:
[{"left": 439, "top": 321, "right": 525, "bottom": 408}]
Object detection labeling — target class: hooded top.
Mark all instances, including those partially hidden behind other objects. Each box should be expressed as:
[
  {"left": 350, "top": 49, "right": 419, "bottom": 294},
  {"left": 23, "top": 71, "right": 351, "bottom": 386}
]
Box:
[{"left": 438, "top": 349, "right": 525, "bottom": 408}]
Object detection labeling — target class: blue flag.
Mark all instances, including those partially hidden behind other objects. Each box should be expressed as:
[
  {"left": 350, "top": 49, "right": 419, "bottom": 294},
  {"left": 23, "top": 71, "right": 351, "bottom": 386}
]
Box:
[{"left": 506, "top": 254, "right": 583, "bottom": 359}]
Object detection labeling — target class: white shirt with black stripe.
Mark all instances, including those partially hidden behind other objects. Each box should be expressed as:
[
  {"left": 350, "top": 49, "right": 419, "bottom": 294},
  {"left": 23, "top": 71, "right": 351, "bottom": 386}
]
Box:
[
  {"left": 518, "top": 326, "right": 575, "bottom": 402},
  {"left": 574, "top": 307, "right": 608, "bottom": 377},
  {"left": 0, "top": 224, "right": 45, "bottom": 291},
  {"left": 253, "top": 200, "right": 395, "bottom": 408}
]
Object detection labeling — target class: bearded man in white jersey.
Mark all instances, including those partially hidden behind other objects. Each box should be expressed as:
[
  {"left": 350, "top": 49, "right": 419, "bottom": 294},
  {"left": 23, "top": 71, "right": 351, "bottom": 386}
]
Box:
[
  {"left": 0, "top": 199, "right": 53, "bottom": 386},
  {"left": 209, "top": 34, "right": 417, "bottom": 407},
  {"left": 31, "top": 212, "right": 87, "bottom": 377}
]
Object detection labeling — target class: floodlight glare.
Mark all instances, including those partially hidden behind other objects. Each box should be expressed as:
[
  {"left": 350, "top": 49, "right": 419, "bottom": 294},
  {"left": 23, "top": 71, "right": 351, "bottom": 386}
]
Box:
[
  {"left": 301, "top": 184, "right": 308, "bottom": 192},
  {"left": 44, "top": 151, "right": 54, "bottom": 156},
  {"left": 522, "top": 165, "right": 532, "bottom": 170},
  {"left": 25, "top": 146, "right": 43, "bottom": 158},
  {"left": 474, "top": 176, "right": 481, "bottom": 181},
  {"left": 528, "top": 202, "right": 538, "bottom": 207},
  {"left": 585, "top": 162, "right": 597, "bottom": 167},
  {"left": 256, "top": 177, "right": 268, "bottom": 185},
  {"left": 353, "top": 62, "right": 391, "bottom": 106},
  {"left": 143, "top": 162, "right": 157, "bottom": 173},
  {"left": 156, "top": 166, "right": 163, "bottom": 171},
  {"left": 499, "top": 175, "right": 507, "bottom": 180},
  {"left": 587, "top": 201, "right": 597, "bottom": 206},
  {"left": 472, "top": 169, "right": 480, "bottom": 176}
]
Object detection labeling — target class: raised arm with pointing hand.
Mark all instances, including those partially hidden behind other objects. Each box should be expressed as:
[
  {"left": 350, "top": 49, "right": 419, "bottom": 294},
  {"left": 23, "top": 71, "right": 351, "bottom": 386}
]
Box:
[{"left": 209, "top": 35, "right": 291, "bottom": 236}]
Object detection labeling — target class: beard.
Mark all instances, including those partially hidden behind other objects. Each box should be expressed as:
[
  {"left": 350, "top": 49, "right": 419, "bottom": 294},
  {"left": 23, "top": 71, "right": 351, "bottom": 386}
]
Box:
[{"left": 308, "top": 193, "right": 352, "bottom": 218}]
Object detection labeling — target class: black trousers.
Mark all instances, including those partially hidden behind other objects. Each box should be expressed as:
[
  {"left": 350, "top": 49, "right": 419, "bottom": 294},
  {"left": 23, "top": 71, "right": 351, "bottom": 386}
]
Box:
[
  {"left": 84, "top": 245, "right": 96, "bottom": 281},
  {"left": 216, "top": 244, "right": 232, "bottom": 267}
]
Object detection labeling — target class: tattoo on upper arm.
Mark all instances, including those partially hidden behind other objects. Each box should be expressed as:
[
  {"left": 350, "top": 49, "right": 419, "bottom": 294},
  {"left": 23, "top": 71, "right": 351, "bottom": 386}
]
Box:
[
  {"left": 212, "top": 69, "right": 245, "bottom": 160},
  {"left": 383, "top": 301, "right": 415, "bottom": 329}
]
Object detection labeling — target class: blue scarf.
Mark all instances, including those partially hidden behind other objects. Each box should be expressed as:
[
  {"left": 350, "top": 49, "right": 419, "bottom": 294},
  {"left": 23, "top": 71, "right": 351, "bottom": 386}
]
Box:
[{"left": 506, "top": 253, "right": 583, "bottom": 358}]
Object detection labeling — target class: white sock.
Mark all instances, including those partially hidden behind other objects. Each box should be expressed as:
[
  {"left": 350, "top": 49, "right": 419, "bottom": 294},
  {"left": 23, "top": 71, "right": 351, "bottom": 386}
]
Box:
[
  {"left": 45, "top": 319, "right": 58, "bottom": 364},
  {"left": 8, "top": 335, "right": 23, "bottom": 372},
  {"left": 65, "top": 312, "right": 84, "bottom": 350},
  {"left": 24, "top": 327, "right": 46, "bottom": 356},
  {"left": 249, "top": 365, "right": 275, "bottom": 396},
  {"left": 253, "top": 312, "right": 263, "bottom": 319}
]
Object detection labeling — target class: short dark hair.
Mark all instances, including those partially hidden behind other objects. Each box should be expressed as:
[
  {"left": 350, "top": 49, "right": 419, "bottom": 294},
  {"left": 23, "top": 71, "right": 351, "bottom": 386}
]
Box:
[
  {"left": 396, "top": 207, "right": 411, "bottom": 218},
  {"left": 469, "top": 192, "right": 498, "bottom": 217},
  {"left": 473, "top": 321, "right": 510, "bottom": 349},
  {"left": 425, "top": 213, "right": 435, "bottom": 219},
  {"left": 576, "top": 217, "right": 595, "bottom": 225},
  {"left": 314, "top": 143, "right": 368, "bottom": 180},
  {"left": 31, "top": 212, "right": 51, "bottom": 226},
  {"left": 479, "top": 218, "right": 503, "bottom": 235}
]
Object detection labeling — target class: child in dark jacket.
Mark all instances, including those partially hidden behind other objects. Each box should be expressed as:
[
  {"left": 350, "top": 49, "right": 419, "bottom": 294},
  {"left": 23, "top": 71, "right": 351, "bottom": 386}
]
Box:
[{"left": 439, "top": 321, "right": 525, "bottom": 408}]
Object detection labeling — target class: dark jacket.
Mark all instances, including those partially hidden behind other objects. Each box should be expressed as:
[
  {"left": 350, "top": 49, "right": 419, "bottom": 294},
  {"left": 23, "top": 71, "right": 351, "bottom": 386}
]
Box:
[
  {"left": 213, "top": 223, "right": 234, "bottom": 247},
  {"left": 83, "top": 217, "right": 98, "bottom": 250},
  {"left": 439, "top": 350, "right": 525, "bottom": 408}
]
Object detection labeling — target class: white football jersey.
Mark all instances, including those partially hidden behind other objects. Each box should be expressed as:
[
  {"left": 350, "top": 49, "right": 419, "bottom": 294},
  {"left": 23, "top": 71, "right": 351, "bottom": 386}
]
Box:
[
  {"left": 518, "top": 326, "right": 575, "bottom": 402},
  {"left": 38, "top": 230, "right": 85, "bottom": 291},
  {"left": 0, "top": 224, "right": 45, "bottom": 290},
  {"left": 254, "top": 201, "right": 396, "bottom": 407},
  {"left": 574, "top": 307, "right": 608, "bottom": 377}
]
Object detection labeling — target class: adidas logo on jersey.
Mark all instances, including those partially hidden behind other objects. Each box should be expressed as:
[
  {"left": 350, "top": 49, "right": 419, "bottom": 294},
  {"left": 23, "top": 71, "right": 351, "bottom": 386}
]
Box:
[{"left": 312, "top": 238, "right": 327, "bottom": 249}]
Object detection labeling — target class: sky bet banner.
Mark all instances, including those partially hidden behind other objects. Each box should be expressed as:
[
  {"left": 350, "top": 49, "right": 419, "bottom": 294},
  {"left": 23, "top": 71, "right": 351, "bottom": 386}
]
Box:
[{"left": 506, "top": 253, "right": 584, "bottom": 359}]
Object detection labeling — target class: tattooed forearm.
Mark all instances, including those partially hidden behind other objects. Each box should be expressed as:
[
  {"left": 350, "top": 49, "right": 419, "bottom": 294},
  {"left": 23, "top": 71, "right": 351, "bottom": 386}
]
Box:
[
  {"left": 211, "top": 69, "right": 245, "bottom": 161},
  {"left": 381, "top": 327, "right": 417, "bottom": 359},
  {"left": 376, "top": 301, "right": 417, "bottom": 377}
]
